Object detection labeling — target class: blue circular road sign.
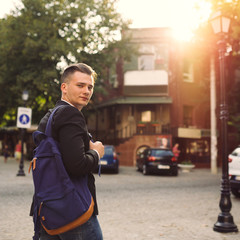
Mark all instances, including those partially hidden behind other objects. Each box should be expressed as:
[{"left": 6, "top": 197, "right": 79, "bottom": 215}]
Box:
[{"left": 19, "top": 114, "right": 30, "bottom": 125}]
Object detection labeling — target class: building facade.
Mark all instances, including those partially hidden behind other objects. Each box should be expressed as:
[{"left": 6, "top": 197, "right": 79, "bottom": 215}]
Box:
[{"left": 89, "top": 27, "right": 212, "bottom": 167}]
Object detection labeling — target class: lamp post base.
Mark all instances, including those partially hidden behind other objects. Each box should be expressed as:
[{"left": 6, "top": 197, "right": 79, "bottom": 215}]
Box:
[
  {"left": 17, "top": 128, "right": 26, "bottom": 177},
  {"left": 17, "top": 169, "right": 26, "bottom": 176},
  {"left": 214, "top": 212, "right": 238, "bottom": 233}
]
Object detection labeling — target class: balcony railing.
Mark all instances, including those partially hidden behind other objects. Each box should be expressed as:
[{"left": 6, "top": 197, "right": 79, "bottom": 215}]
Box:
[{"left": 94, "top": 123, "right": 171, "bottom": 145}]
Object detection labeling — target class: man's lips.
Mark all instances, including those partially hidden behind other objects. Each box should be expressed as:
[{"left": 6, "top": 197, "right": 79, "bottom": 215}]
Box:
[{"left": 80, "top": 97, "right": 89, "bottom": 101}]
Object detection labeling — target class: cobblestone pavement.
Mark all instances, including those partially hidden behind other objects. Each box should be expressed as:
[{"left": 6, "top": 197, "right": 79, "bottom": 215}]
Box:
[{"left": 0, "top": 157, "right": 240, "bottom": 240}]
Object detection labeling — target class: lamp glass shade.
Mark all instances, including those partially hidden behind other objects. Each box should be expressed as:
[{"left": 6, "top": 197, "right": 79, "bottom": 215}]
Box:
[
  {"left": 222, "top": 17, "right": 230, "bottom": 33},
  {"left": 211, "top": 18, "right": 221, "bottom": 34},
  {"left": 210, "top": 11, "right": 230, "bottom": 34},
  {"left": 22, "top": 90, "right": 29, "bottom": 101}
]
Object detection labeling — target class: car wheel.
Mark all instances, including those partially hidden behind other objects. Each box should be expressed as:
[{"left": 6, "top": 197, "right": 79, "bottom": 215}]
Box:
[
  {"left": 142, "top": 164, "right": 149, "bottom": 175},
  {"left": 136, "top": 163, "right": 141, "bottom": 171},
  {"left": 171, "top": 167, "right": 178, "bottom": 176},
  {"left": 231, "top": 188, "right": 240, "bottom": 198},
  {"left": 114, "top": 166, "right": 119, "bottom": 174}
]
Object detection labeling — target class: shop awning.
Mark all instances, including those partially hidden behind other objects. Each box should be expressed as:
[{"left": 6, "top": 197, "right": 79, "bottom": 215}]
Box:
[{"left": 96, "top": 96, "right": 172, "bottom": 108}]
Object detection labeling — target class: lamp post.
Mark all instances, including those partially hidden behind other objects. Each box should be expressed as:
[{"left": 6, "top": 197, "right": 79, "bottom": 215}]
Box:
[
  {"left": 210, "top": 11, "right": 238, "bottom": 233},
  {"left": 17, "top": 90, "right": 29, "bottom": 177}
]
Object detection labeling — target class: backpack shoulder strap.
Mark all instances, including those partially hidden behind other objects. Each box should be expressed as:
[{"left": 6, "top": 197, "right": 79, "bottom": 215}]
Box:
[
  {"left": 32, "top": 131, "right": 46, "bottom": 146},
  {"left": 45, "top": 105, "right": 64, "bottom": 137}
]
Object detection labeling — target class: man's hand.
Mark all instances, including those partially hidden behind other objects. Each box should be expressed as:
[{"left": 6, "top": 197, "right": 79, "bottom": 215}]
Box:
[{"left": 89, "top": 141, "right": 104, "bottom": 158}]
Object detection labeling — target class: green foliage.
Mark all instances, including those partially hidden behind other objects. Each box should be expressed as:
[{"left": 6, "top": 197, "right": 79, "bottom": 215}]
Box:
[
  {"left": 180, "top": 160, "right": 193, "bottom": 165},
  {"left": 197, "top": 0, "right": 240, "bottom": 139},
  {"left": 228, "top": 78, "right": 240, "bottom": 141},
  {"left": 0, "top": 0, "right": 131, "bottom": 125}
]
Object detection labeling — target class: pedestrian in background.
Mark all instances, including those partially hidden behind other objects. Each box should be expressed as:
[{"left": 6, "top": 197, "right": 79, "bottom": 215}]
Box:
[
  {"left": 3, "top": 144, "right": 10, "bottom": 163},
  {"left": 15, "top": 140, "right": 22, "bottom": 162},
  {"left": 30, "top": 63, "right": 104, "bottom": 240},
  {"left": 172, "top": 143, "right": 180, "bottom": 160}
]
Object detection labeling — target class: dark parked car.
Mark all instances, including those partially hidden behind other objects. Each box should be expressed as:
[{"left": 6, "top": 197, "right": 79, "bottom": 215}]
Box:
[
  {"left": 136, "top": 148, "right": 178, "bottom": 176},
  {"left": 99, "top": 145, "right": 119, "bottom": 174}
]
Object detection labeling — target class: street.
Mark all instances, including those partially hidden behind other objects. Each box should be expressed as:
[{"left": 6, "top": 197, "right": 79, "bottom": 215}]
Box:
[{"left": 0, "top": 157, "right": 240, "bottom": 240}]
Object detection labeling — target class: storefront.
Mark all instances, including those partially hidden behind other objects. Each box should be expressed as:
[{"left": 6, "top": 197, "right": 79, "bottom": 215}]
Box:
[{"left": 173, "top": 127, "right": 211, "bottom": 167}]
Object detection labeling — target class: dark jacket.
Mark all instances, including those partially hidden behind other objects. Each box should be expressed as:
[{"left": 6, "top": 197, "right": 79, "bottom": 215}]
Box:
[{"left": 30, "top": 100, "right": 99, "bottom": 215}]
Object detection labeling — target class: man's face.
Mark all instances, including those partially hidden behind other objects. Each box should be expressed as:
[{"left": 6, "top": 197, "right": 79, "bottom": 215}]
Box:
[{"left": 61, "top": 71, "right": 94, "bottom": 110}]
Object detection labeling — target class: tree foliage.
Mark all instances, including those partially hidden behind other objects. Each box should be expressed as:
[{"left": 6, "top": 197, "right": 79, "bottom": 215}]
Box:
[
  {"left": 188, "top": 0, "right": 240, "bottom": 142},
  {"left": 194, "top": 0, "right": 240, "bottom": 139},
  {"left": 0, "top": 0, "right": 131, "bottom": 125},
  {"left": 209, "top": 0, "right": 240, "bottom": 139}
]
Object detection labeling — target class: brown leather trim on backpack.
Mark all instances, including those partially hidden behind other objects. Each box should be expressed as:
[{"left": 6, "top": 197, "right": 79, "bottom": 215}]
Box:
[
  {"left": 28, "top": 158, "right": 37, "bottom": 173},
  {"left": 41, "top": 197, "right": 94, "bottom": 235}
]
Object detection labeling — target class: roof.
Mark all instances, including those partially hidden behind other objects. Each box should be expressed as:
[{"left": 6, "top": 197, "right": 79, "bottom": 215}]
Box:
[{"left": 96, "top": 96, "right": 172, "bottom": 108}]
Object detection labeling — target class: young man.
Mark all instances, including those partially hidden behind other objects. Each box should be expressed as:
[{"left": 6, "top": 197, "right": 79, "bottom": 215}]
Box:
[{"left": 33, "top": 63, "right": 104, "bottom": 240}]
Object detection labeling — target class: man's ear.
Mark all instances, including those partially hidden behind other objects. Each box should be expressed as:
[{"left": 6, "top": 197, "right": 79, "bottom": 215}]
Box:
[{"left": 61, "top": 83, "right": 67, "bottom": 94}]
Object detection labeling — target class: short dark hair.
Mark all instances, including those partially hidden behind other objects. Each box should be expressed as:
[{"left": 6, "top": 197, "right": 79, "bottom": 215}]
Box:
[{"left": 61, "top": 63, "right": 97, "bottom": 84}]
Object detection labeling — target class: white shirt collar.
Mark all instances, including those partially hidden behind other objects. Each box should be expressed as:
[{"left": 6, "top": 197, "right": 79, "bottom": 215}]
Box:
[{"left": 61, "top": 99, "right": 75, "bottom": 108}]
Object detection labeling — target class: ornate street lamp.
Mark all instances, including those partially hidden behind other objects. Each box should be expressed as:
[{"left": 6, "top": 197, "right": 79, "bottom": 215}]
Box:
[
  {"left": 17, "top": 90, "right": 29, "bottom": 176},
  {"left": 22, "top": 90, "right": 29, "bottom": 101},
  {"left": 210, "top": 11, "right": 238, "bottom": 233}
]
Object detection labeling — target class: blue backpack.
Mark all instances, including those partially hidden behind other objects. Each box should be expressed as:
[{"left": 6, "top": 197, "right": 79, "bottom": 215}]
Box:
[{"left": 29, "top": 106, "right": 94, "bottom": 240}]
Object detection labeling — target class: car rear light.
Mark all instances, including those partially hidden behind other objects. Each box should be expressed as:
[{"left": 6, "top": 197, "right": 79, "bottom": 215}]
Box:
[
  {"left": 171, "top": 156, "right": 177, "bottom": 162},
  {"left": 228, "top": 157, "right": 232, "bottom": 163},
  {"left": 148, "top": 156, "right": 156, "bottom": 161},
  {"left": 113, "top": 153, "right": 117, "bottom": 160}
]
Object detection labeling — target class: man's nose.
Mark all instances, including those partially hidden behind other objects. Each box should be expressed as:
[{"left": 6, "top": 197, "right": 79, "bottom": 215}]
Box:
[{"left": 83, "top": 86, "right": 90, "bottom": 95}]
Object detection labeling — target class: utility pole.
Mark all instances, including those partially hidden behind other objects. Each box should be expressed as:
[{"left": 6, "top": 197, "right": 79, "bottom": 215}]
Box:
[{"left": 210, "top": 55, "right": 218, "bottom": 174}]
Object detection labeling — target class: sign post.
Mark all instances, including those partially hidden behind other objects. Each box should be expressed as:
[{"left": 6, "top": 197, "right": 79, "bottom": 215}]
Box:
[{"left": 16, "top": 107, "right": 32, "bottom": 176}]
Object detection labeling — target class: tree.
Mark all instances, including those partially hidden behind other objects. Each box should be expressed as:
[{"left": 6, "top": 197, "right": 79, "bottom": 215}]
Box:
[
  {"left": 194, "top": 0, "right": 240, "bottom": 141},
  {"left": 0, "top": 0, "right": 131, "bottom": 125},
  {"left": 209, "top": 0, "right": 240, "bottom": 141}
]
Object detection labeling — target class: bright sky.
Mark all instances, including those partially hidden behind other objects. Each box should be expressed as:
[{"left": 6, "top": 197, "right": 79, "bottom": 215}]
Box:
[
  {"left": 117, "top": 0, "right": 212, "bottom": 41},
  {"left": 0, "top": 0, "right": 212, "bottom": 41},
  {"left": 0, "top": 0, "right": 21, "bottom": 16}
]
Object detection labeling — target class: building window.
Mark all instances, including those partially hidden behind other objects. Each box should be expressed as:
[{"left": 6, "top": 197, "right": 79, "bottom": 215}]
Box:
[
  {"left": 183, "top": 58, "right": 194, "bottom": 82},
  {"left": 138, "top": 55, "right": 154, "bottom": 70},
  {"left": 141, "top": 111, "right": 151, "bottom": 122},
  {"left": 183, "top": 106, "right": 193, "bottom": 127},
  {"left": 185, "top": 140, "right": 210, "bottom": 164},
  {"left": 110, "top": 74, "right": 118, "bottom": 88}
]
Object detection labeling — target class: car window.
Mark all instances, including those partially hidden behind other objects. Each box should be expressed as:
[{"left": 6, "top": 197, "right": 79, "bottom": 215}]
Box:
[
  {"left": 104, "top": 148, "right": 113, "bottom": 156},
  {"left": 151, "top": 149, "right": 173, "bottom": 157},
  {"left": 143, "top": 150, "right": 149, "bottom": 157}
]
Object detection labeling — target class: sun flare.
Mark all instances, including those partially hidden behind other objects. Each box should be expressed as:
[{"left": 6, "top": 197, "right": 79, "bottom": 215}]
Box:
[
  {"left": 170, "top": 0, "right": 212, "bottom": 41},
  {"left": 117, "top": 0, "right": 212, "bottom": 42}
]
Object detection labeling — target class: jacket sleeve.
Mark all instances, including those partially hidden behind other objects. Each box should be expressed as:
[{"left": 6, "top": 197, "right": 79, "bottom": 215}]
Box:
[{"left": 52, "top": 105, "right": 99, "bottom": 177}]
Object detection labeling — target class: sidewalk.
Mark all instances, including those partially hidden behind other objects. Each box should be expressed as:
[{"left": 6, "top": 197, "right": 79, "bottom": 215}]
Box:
[
  {"left": 0, "top": 157, "right": 34, "bottom": 240},
  {"left": 0, "top": 156, "right": 240, "bottom": 240}
]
